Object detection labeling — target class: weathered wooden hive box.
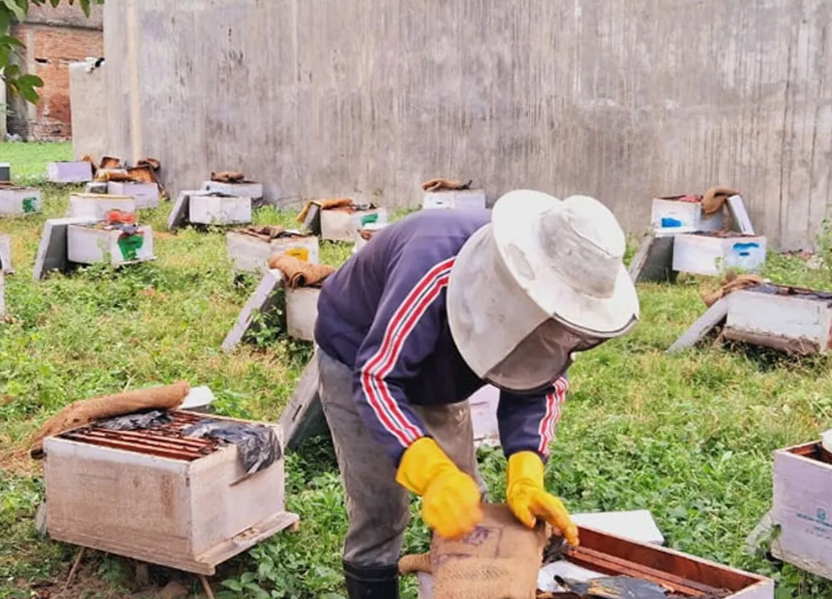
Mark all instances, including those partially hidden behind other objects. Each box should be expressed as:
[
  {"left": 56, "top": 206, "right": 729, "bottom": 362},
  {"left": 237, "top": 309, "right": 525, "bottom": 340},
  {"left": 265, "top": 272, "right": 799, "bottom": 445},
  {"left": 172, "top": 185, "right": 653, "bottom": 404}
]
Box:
[
  {"left": 107, "top": 181, "right": 160, "bottom": 209},
  {"left": 0, "top": 186, "right": 42, "bottom": 216},
  {"left": 770, "top": 442, "right": 832, "bottom": 580},
  {"left": 422, "top": 189, "right": 486, "bottom": 210},
  {"left": 321, "top": 206, "right": 387, "bottom": 242},
  {"left": 651, "top": 196, "right": 724, "bottom": 233},
  {"left": 673, "top": 233, "right": 767, "bottom": 276},
  {"left": 46, "top": 161, "right": 93, "bottom": 183},
  {"left": 724, "top": 286, "right": 832, "bottom": 355},
  {"left": 44, "top": 411, "right": 298, "bottom": 575},
  {"left": 189, "top": 193, "right": 252, "bottom": 225},
  {"left": 68, "top": 193, "right": 137, "bottom": 220},
  {"left": 418, "top": 526, "right": 773, "bottom": 598},
  {"left": 226, "top": 230, "right": 320, "bottom": 273},
  {"left": 67, "top": 224, "right": 155, "bottom": 266},
  {"left": 202, "top": 180, "right": 264, "bottom": 202},
  {"left": 286, "top": 287, "right": 320, "bottom": 342}
]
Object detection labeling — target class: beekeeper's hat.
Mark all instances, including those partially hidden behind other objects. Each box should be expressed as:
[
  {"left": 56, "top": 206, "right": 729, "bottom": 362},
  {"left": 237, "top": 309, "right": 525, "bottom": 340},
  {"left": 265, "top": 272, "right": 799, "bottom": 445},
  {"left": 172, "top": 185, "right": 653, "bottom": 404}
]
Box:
[{"left": 447, "top": 190, "right": 639, "bottom": 392}]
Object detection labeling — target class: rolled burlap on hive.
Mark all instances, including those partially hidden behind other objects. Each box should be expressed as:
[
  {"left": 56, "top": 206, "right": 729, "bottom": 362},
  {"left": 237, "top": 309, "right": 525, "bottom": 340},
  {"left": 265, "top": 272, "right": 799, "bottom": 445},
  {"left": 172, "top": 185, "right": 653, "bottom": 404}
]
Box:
[
  {"left": 268, "top": 254, "right": 335, "bottom": 288},
  {"left": 421, "top": 178, "right": 473, "bottom": 192},
  {"left": 701, "top": 270, "right": 764, "bottom": 307},
  {"left": 399, "top": 503, "right": 548, "bottom": 599},
  {"left": 30, "top": 381, "right": 190, "bottom": 459}
]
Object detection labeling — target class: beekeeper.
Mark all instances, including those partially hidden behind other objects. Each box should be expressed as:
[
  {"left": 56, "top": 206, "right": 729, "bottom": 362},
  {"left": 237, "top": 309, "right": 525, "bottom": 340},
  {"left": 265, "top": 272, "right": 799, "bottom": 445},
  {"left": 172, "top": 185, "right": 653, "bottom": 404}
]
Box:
[{"left": 314, "top": 190, "right": 639, "bottom": 598}]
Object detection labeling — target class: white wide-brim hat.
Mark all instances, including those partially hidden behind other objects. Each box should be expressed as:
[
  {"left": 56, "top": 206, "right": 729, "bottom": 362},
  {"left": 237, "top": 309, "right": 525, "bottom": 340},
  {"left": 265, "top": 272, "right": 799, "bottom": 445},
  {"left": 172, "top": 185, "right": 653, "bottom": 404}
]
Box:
[{"left": 447, "top": 190, "right": 639, "bottom": 383}]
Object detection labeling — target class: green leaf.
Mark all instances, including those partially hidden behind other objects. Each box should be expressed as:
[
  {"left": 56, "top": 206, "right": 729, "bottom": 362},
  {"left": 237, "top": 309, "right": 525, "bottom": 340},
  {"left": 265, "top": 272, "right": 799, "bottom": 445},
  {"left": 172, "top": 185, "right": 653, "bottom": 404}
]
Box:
[
  {"left": 221, "top": 579, "right": 244, "bottom": 592},
  {"left": 0, "top": 8, "right": 11, "bottom": 34},
  {"left": 1, "top": 0, "right": 26, "bottom": 21},
  {"left": 0, "top": 34, "right": 24, "bottom": 48},
  {"left": 79, "top": 0, "right": 90, "bottom": 17},
  {"left": 17, "top": 73, "right": 43, "bottom": 86}
]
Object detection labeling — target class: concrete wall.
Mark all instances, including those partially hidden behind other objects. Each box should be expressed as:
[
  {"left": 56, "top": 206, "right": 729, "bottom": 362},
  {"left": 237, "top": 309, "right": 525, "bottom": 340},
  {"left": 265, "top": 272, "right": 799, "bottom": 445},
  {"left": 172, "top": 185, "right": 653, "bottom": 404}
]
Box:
[
  {"left": 8, "top": 3, "right": 103, "bottom": 140},
  {"left": 104, "top": 0, "right": 832, "bottom": 250},
  {"left": 69, "top": 61, "right": 108, "bottom": 159}
]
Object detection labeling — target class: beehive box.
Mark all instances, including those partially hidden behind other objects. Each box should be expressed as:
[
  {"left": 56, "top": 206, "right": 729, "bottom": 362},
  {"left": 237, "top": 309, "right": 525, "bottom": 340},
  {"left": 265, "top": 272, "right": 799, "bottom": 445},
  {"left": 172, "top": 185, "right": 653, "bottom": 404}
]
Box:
[
  {"left": 468, "top": 385, "right": 499, "bottom": 447},
  {"left": 353, "top": 222, "right": 388, "bottom": 253},
  {"left": 651, "top": 196, "right": 724, "bottom": 232},
  {"left": 67, "top": 224, "right": 155, "bottom": 266},
  {"left": 673, "top": 233, "right": 766, "bottom": 276},
  {"left": 44, "top": 411, "right": 298, "bottom": 575},
  {"left": 321, "top": 207, "right": 387, "bottom": 242},
  {"left": 226, "top": 230, "right": 320, "bottom": 273},
  {"left": 0, "top": 162, "right": 10, "bottom": 182},
  {"left": 68, "top": 193, "right": 136, "bottom": 220},
  {"left": 46, "top": 161, "right": 93, "bottom": 183},
  {"left": 0, "top": 186, "right": 41, "bottom": 216},
  {"left": 422, "top": 189, "right": 486, "bottom": 210},
  {"left": 203, "top": 180, "right": 264, "bottom": 201},
  {"left": 418, "top": 526, "right": 773, "bottom": 598},
  {"left": 771, "top": 442, "right": 832, "bottom": 580},
  {"left": 107, "top": 181, "right": 160, "bottom": 209},
  {"left": 189, "top": 194, "right": 252, "bottom": 225},
  {"left": 286, "top": 287, "right": 320, "bottom": 342},
  {"left": 723, "top": 286, "right": 832, "bottom": 355}
]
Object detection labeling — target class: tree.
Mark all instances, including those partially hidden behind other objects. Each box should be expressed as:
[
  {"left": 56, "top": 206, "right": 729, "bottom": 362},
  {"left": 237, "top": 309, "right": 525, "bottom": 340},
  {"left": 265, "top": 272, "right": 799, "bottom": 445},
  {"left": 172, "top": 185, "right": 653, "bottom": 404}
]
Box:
[{"left": 1, "top": 0, "right": 103, "bottom": 103}]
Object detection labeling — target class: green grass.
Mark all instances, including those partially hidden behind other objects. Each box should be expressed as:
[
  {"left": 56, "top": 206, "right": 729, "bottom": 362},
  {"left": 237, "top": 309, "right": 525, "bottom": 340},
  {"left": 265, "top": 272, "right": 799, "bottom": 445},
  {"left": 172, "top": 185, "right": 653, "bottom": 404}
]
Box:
[
  {"left": 2, "top": 143, "right": 832, "bottom": 598},
  {"left": 0, "top": 141, "right": 73, "bottom": 182}
]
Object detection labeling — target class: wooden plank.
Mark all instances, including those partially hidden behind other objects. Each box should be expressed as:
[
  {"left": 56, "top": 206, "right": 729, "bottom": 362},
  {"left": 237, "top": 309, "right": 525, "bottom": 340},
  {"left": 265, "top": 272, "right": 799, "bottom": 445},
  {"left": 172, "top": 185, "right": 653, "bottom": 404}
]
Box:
[
  {"left": 727, "top": 195, "right": 755, "bottom": 235},
  {"left": 628, "top": 233, "right": 676, "bottom": 283},
  {"left": 0, "top": 235, "right": 14, "bottom": 274},
  {"left": 168, "top": 190, "right": 198, "bottom": 231},
  {"left": 220, "top": 269, "right": 285, "bottom": 353},
  {"left": 32, "top": 217, "right": 100, "bottom": 281},
  {"left": 666, "top": 297, "right": 729, "bottom": 353},
  {"left": 278, "top": 351, "right": 330, "bottom": 451}
]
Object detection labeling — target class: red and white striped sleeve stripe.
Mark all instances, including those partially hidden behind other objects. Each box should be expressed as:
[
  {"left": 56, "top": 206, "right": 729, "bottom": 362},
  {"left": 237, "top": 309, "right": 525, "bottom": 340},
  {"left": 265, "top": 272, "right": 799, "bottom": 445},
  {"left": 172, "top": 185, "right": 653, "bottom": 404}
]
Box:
[
  {"left": 359, "top": 258, "right": 456, "bottom": 448},
  {"left": 537, "top": 376, "right": 569, "bottom": 456}
]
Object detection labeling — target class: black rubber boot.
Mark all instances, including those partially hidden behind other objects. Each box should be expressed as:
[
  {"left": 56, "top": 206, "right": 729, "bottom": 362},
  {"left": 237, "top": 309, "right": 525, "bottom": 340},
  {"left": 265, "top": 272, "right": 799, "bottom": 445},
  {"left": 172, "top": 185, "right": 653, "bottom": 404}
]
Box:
[{"left": 343, "top": 561, "right": 399, "bottom": 599}]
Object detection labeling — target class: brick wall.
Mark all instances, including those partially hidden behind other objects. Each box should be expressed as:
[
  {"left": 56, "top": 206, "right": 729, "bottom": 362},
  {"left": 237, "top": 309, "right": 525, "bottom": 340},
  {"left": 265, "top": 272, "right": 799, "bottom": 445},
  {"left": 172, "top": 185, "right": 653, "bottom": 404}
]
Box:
[{"left": 7, "top": 4, "right": 103, "bottom": 141}]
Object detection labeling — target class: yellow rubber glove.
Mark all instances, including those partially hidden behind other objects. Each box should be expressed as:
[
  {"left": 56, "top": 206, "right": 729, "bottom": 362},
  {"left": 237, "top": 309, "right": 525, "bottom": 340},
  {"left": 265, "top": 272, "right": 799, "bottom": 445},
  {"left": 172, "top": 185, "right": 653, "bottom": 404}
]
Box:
[
  {"left": 506, "top": 451, "right": 579, "bottom": 546},
  {"left": 396, "top": 437, "right": 483, "bottom": 539}
]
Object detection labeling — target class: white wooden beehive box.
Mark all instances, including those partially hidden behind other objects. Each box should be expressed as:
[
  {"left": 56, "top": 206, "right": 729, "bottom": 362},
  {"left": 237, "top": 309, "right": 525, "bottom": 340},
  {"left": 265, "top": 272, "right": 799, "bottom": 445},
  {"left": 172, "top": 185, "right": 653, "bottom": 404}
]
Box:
[
  {"left": 724, "top": 287, "right": 832, "bottom": 355},
  {"left": 226, "top": 231, "right": 320, "bottom": 273},
  {"left": 44, "top": 411, "right": 298, "bottom": 575},
  {"left": 0, "top": 186, "right": 42, "bottom": 216},
  {"left": 67, "top": 224, "right": 155, "bottom": 266},
  {"left": 672, "top": 233, "right": 766, "bottom": 276},
  {"left": 68, "top": 193, "right": 137, "bottom": 220},
  {"left": 651, "top": 196, "right": 724, "bottom": 233},
  {"left": 422, "top": 189, "right": 486, "bottom": 211},
  {"left": 321, "top": 207, "right": 387, "bottom": 242},
  {"left": 771, "top": 442, "right": 832, "bottom": 581},
  {"left": 202, "top": 180, "right": 264, "bottom": 201},
  {"left": 468, "top": 385, "right": 500, "bottom": 448},
  {"left": 46, "top": 161, "right": 93, "bottom": 183},
  {"left": 353, "top": 222, "right": 388, "bottom": 254},
  {"left": 286, "top": 287, "right": 320, "bottom": 342},
  {"left": 189, "top": 194, "right": 252, "bottom": 225},
  {"left": 107, "top": 181, "right": 160, "bottom": 209}
]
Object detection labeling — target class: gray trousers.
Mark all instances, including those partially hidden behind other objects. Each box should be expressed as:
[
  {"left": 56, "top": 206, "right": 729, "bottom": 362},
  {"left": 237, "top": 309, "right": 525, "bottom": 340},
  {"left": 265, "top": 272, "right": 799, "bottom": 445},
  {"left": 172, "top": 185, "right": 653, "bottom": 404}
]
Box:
[{"left": 318, "top": 349, "right": 483, "bottom": 568}]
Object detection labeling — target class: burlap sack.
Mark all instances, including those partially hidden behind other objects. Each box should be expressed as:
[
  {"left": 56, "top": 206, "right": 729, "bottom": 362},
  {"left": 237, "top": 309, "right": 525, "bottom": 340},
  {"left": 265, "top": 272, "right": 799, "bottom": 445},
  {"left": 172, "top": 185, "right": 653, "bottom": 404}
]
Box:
[
  {"left": 30, "top": 381, "right": 190, "bottom": 459},
  {"left": 399, "top": 503, "right": 548, "bottom": 599},
  {"left": 268, "top": 254, "right": 336, "bottom": 288}
]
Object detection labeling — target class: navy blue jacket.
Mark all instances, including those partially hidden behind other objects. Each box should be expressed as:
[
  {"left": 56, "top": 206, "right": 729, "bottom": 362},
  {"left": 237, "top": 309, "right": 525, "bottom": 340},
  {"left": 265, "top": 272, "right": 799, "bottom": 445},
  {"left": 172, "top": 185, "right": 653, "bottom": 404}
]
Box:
[{"left": 314, "top": 209, "right": 568, "bottom": 465}]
